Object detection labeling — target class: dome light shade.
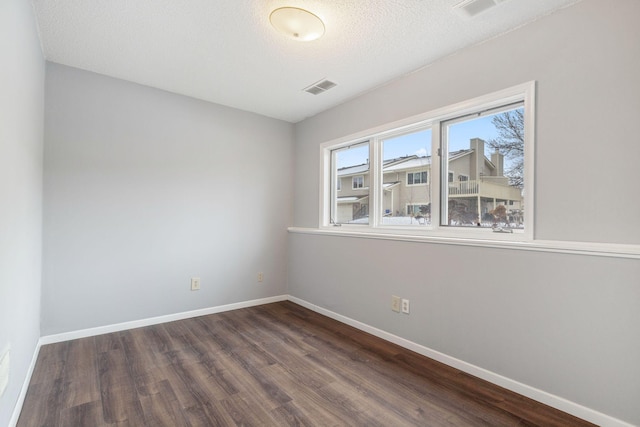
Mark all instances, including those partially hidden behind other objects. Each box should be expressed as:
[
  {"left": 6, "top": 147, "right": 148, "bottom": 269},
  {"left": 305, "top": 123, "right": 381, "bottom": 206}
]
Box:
[{"left": 269, "top": 7, "right": 325, "bottom": 41}]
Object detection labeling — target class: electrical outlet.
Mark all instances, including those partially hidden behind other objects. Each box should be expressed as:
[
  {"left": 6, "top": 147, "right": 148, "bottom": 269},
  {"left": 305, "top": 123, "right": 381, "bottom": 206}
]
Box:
[
  {"left": 191, "top": 277, "right": 201, "bottom": 291},
  {"left": 391, "top": 295, "right": 401, "bottom": 312},
  {"left": 401, "top": 299, "right": 410, "bottom": 314},
  {"left": 257, "top": 272, "right": 264, "bottom": 282}
]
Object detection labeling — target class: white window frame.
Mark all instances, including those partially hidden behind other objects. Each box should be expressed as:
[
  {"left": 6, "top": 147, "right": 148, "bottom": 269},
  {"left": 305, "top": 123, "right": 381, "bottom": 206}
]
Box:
[{"left": 319, "top": 81, "right": 535, "bottom": 242}]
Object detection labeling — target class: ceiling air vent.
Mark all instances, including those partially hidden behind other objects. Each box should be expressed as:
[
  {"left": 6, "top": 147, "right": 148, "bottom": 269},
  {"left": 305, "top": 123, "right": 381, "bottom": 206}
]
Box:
[
  {"left": 303, "top": 79, "right": 337, "bottom": 95},
  {"left": 453, "top": 0, "right": 509, "bottom": 19}
]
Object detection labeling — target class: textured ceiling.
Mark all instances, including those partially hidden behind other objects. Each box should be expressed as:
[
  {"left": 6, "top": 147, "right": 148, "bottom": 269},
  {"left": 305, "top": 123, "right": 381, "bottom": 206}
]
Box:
[{"left": 32, "top": 0, "right": 581, "bottom": 123}]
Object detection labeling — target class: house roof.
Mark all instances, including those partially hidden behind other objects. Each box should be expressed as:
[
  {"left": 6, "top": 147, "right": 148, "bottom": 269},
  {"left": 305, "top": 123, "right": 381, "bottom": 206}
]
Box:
[
  {"left": 449, "top": 149, "right": 474, "bottom": 162},
  {"left": 383, "top": 182, "right": 401, "bottom": 190},
  {"left": 338, "top": 149, "right": 480, "bottom": 176},
  {"left": 337, "top": 195, "right": 369, "bottom": 203},
  {"left": 384, "top": 156, "right": 430, "bottom": 172},
  {"left": 337, "top": 163, "right": 369, "bottom": 177}
]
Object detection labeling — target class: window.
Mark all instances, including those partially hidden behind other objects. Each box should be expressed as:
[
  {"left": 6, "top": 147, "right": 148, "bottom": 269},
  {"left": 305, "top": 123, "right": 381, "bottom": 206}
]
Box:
[
  {"left": 407, "top": 171, "right": 428, "bottom": 185},
  {"left": 321, "top": 82, "right": 534, "bottom": 240},
  {"left": 329, "top": 142, "right": 370, "bottom": 225},
  {"left": 381, "top": 128, "right": 431, "bottom": 226},
  {"left": 352, "top": 176, "right": 364, "bottom": 189},
  {"left": 441, "top": 103, "right": 525, "bottom": 229}
]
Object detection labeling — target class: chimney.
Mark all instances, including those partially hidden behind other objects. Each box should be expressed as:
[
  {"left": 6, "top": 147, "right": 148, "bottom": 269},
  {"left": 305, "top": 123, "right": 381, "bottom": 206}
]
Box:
[
  {"left": 469, "top": 138, "right": 484, "bottom": 179},
  {"left": 491, "top": 151, "right": 504, "bottom": 177}
]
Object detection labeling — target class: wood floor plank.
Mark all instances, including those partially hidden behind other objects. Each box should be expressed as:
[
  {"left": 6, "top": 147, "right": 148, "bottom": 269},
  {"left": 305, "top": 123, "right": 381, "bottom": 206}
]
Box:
[
  {"left": 194, "top": 316, "right": 252, "bottom": 351},
  {"left": 260, "top": 340, "right": 335, "bottom": 389},
  {"left": 221, "top": 347, "right": 293, "bottom": 410},
  {"left": 28, "top": 341, "right": 70, "bottom": 385},
  {"left": 18, "top": 342, "right": 71, "bottom": 426},
  {"left": 94, "top": 330, "right": 122, "bottom": 354},
  {"left": 61, "top": 337, "right": 101, "bottom": 408},
  {"left": 97, "top": 347, "right": 146, "bottom": 425},
  {"left": 59, "top": 400, "right": 103, "bottom": 427},
  {"left": 305, "top": 349, "right": 459, "bottom": 426},
  {"left": 16, "top": 380, "right": 66, "bottom": 426},
  {"left": 312, "top": 381, "right": 390, "bottom": 427},
  {"left": 221, "top": 391, "right": 280, "bottom": 426},
  {"left": 17, "top": 301, "right": 596, "bottom": 427},
  {"left": 155, "top": 359, "right": 235, "bottom": 426},
  {"left": 136, "top": 379, "right": 191, "bottom": 427},
  {"left": 269, "top": 386, "right": 348, "bottom": 426}
]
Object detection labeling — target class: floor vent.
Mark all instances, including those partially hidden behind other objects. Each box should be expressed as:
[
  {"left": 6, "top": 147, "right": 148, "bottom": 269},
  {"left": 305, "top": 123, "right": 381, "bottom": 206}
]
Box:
[
  {"left": 303, "top": 79, "right": 337, "bottom": 95},
  {"left": 453, "top": 0, "right": 508, "bottom": 18}
]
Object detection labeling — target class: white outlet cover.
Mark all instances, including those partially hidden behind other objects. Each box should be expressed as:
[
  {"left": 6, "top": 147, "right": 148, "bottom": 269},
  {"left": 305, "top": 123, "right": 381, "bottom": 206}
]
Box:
[
  {"left": 401, "top": 299, "right": 410, "bottom": 314},
  {"left": 0, "top": 348, "right": 9, "bottom": 398}
]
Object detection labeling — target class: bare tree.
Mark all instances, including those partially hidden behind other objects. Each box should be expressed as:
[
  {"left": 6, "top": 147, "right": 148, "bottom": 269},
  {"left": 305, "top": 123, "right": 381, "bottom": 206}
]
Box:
[{"left": 487, "top": 109, "right": 524, "bottom": 188}]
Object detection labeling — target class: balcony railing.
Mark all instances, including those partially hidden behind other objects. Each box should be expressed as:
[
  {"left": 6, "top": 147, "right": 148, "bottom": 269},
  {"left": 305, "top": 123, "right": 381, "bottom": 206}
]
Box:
[
  {"left": 448, "top": 180, "right": 478, "bottom": 195},
  {"left": 448, "top": 179, "right": 521, "bottom": 200}
]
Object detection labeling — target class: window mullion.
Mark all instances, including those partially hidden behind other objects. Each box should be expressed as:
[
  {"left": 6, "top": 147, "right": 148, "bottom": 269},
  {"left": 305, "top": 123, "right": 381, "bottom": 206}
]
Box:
[
  {"left": 370, "top": 137, "right": 382, "bottom": 228},
  {"left": 323, "top": 148, "right": 335, "bottom": 227},
  {"left": 522, "top": 83, "right": 535, "bottom": 240},
  {"left": 431, "top": 121, "right": 442, "bottom": 230}
]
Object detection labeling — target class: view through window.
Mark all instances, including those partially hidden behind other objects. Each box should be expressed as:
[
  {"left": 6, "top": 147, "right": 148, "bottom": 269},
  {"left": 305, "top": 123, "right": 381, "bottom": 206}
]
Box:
[
  {"left": 331, "top": 142, "right": 369, "bottom": 225},
  {"left": 381, "top": 129, "right": 432, "bottom": 226},
  {"left": 441, "top": 105, "right": 524, "bottom": 230},
  {"left": 323, "top": 82, "right": 533, "bottom": 238},
  {"left": 329, "top": 109, "right": 526, "bottom": 229}
]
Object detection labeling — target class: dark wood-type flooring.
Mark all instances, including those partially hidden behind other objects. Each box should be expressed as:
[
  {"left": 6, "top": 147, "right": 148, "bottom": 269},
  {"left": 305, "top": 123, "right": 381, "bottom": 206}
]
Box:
[{"left": 18, "top": 301, "right": 595, "bottom": 426}]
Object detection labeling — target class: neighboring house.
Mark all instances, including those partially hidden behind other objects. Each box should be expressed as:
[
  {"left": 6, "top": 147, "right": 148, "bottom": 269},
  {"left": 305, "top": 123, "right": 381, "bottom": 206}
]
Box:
[
  {"left": 335, "top": 161, "right": 372, "bottom": 223},
  {"left": 336, "top": 138, "right": 523, "bottom": 225}
]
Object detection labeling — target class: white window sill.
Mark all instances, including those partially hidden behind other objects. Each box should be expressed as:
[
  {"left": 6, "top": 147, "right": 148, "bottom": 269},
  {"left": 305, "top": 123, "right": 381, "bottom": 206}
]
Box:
[{"left": 287, "top": 226, "right": 640, "bottom": 259}]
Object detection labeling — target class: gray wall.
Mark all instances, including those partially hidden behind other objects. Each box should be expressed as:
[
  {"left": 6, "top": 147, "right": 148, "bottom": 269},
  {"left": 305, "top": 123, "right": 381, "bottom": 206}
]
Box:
[
  {"left": 42, "top": 63, "right": 294, "bottom": 335},
  {"left": 290, "top": 0, "right": 640, "bottom": 424},
  {"left": 0, "top": 0, "right": 45, "bottom": 425},
  {"left": 293, "top": 0, "right": 640, "bottom": 245}
]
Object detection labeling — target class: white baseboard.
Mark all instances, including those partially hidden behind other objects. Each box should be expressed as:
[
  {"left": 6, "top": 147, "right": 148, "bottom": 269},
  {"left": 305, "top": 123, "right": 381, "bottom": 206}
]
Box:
[
  {"left": 39, "top": 295, "right": 288, "bottom": 344},
  {"left": 8, "top": 342, "right": 41, "bottom": 427},
  {"left": 288, "top": 296, "right": 634, "bottom": 427},
  {"left": 13, "top": 294, "right": 632, "bottom": 427}
]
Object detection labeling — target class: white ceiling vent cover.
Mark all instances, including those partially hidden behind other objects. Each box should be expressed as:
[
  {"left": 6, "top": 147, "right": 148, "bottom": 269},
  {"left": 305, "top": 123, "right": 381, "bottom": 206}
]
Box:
[
  {"left": 303, "top": 79, "right": 337, "bottom": 95},
  {"left": 453, "top": 0, "right": 509, "bottom": 19}
]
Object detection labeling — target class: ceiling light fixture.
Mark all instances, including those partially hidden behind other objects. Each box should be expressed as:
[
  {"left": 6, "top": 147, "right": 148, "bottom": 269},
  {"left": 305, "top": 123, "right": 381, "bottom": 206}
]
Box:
[{"left": 269, "top": 7, "right": 325, "bottom": 41}]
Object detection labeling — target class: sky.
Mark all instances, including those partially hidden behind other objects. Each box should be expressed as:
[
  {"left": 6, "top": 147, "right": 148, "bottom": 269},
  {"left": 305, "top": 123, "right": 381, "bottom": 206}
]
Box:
[{"left": 336, "top": 109, "right": 521, "bottom": 169}]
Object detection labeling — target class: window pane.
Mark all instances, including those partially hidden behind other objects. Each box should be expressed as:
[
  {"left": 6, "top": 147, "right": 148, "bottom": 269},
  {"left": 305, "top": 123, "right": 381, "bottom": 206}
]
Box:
[
  {"left": 331, "top": 142, "right": 369, "bottom": 224},
  {"left": 381, "top": 128, "right": 432, "bottom": 226},
  {"left": 441, "top": 106, "right": 524, "bottom": 230}
]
